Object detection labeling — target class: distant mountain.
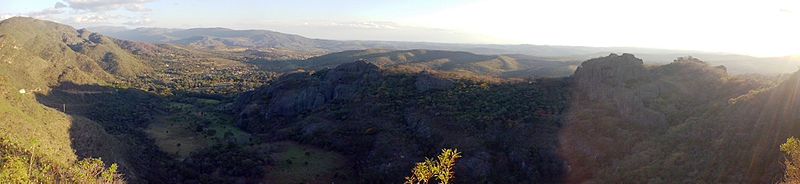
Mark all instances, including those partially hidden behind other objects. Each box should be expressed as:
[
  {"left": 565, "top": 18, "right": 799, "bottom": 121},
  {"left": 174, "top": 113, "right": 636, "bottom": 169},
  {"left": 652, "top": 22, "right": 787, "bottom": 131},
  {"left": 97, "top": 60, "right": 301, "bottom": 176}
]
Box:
[
  {"left": 257, "top": 49, "right": 579, "bottom": 79},
  {"left": 92, "top": 26, "right": 328, "bottom": 53},
  {"left": 91, "top": 26, "right": 800, "bottom": 75},
  {"left": 8, "top": 17, "right": 800, "bottom": 183},
  {"left": 93, "top": 26, "right": 700, "bottom": 57}
]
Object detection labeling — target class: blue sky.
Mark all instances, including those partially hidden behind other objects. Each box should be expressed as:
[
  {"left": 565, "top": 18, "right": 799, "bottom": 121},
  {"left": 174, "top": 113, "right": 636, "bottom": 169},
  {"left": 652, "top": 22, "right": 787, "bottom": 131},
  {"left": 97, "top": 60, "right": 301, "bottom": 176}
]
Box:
[{"left": 1, "top": 0, "right": 799, "bottom": 56}]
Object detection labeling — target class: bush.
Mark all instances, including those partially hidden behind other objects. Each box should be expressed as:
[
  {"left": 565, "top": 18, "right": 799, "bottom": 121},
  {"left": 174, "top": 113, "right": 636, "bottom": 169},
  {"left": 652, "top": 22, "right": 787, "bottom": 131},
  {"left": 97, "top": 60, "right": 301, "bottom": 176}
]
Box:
[
  {"left": 782, "top": 137, "right": 800, "bottom": 183},
  {"left": 0, "top": 138, "right": 123, "bottom": 184},
  {"left": 405, "top": 148, "right": 462, "bottom": 184}
]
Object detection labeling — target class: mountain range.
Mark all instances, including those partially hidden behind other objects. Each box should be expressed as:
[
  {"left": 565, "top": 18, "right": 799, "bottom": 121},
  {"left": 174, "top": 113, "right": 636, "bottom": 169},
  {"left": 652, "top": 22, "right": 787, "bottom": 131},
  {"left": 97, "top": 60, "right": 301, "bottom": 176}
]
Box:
[
  {"left": 2, "top": 17, "right": 800, "bottom": 183},
  {"left": 90, "top": 25, "right": 800, "bottom": 75}
]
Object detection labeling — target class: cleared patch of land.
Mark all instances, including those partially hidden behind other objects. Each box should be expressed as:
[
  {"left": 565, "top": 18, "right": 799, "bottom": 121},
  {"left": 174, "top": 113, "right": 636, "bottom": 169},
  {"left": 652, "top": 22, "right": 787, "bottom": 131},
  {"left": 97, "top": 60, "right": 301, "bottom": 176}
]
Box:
[
  {"left": 145, "top": 99, "right": 250, "bottom": 159},
  {"left": 263, "top": 141, "right": 351, "bottom": 184}
]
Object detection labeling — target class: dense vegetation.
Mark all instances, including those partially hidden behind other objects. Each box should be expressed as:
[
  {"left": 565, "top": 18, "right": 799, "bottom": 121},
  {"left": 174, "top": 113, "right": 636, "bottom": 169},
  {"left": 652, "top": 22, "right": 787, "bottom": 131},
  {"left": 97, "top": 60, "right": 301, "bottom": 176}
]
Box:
[
  {"left": 236, "top": 61, "right": 570, "bottom": 183},
  {"left": 0, "top": 138, "right": 121, "bottom": 183},
  {"left": 6, "top": 17, "right": 800, "bottom": 184}
]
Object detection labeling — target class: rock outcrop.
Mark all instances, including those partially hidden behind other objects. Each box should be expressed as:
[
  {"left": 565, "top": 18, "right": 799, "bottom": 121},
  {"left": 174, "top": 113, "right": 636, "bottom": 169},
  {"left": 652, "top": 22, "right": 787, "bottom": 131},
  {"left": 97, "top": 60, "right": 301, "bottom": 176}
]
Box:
[
  {"left": 237, "top": 60, "right": 380, "bottom": 129},
  {"left": 572, "top": 53, "right": 666, "bottom": 127},
  {"left": 560, "top": 53, "right": 775, "bottom": 183}
]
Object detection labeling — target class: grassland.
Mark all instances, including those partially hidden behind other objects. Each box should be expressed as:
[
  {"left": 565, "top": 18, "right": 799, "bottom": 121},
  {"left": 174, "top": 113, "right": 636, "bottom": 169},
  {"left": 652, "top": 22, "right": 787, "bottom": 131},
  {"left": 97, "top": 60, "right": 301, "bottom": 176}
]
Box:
[{"left": 263, "top": 141, "right": 351, "bottom": 184}]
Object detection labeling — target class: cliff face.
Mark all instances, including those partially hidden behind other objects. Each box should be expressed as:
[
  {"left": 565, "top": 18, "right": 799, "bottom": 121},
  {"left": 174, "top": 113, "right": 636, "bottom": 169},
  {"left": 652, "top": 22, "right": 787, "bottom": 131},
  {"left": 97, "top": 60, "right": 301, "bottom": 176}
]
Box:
[
  {"left": 237, "top": 60, "right": 381, "bottom": 131},
  {"left": 560, "top": 53, "right": 792, "bottom": 183}
]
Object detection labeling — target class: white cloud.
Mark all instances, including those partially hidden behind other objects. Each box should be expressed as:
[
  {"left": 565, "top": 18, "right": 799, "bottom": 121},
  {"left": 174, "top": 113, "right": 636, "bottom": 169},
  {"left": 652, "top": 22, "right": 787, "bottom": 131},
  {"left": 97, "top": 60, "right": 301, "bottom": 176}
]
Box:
[
  {"left": 124, "top": 17, "right": 152, "bottom": 26},
  {"left": 64, "top": 0, "right": 155, "bottom": 12},
  {"left": 72, "top": 14, "right": 122, "bottom": 24},
  {"left": 326, "top": 21, "right": 399, "bottom": 30},
  {"left": 55, "top": 2, "right": 68, "bottom": 9},
  {"left": 27, "top": 8, "right": 65, "bottom": 18},
  {"left": 1, "top": 14, "right": 17, "bottom": 20},
  {"left": 2, "top": 0, "right": 159, "bottom": 27}
]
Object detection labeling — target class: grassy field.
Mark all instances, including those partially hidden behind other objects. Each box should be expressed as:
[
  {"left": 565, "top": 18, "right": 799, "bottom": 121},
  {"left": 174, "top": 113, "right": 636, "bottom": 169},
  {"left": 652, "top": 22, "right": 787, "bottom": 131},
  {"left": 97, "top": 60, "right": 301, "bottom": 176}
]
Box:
[
  {"left": 264, "top": 141, "right": 351, "bottom": 184},
  {"left": 145, "top": 99, "right": 250, "bottom": 159}
]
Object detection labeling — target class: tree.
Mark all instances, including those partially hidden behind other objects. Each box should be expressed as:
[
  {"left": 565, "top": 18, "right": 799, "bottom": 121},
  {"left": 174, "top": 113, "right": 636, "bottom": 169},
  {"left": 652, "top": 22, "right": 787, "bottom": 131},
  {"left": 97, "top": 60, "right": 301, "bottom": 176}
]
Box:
[
  {"left": 405, "top": 148, "right": 462, "bottom": 184},
  {"left": 782, "top": 137, "right": 800, "bottom": 184}
]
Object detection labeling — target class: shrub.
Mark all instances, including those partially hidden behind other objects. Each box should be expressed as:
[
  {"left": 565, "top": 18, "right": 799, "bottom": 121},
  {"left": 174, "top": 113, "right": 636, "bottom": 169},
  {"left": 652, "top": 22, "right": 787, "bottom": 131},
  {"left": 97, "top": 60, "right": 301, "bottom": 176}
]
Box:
[
  {"left": 782, "top": 137, "right": 800, "bottom": 183},
  {"left": 404, "top": 148, "right": 462, "bottom": 184}
]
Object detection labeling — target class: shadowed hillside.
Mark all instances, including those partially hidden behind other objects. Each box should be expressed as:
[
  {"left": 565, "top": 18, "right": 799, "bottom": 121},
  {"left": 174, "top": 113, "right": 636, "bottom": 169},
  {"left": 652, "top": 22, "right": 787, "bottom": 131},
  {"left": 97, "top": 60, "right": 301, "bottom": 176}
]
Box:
[
  {"left": 559, "top": 54, "right": 795, "bottom": 183},
  {"left": 237, "top": 60, "right": 570, "bottom": 183},
  {"left": 6, "top": 17, "right": 800, "bottom": 183}
]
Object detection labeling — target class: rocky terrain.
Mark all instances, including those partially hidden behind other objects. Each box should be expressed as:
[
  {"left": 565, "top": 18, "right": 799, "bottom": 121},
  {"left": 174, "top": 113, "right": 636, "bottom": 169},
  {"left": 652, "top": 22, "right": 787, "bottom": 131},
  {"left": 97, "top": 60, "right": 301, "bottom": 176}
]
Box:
[
  {"left": 560, "top": 53, "right": 790, "bottom": 183},
  {"left": 4, "top": 17, "right": 800, "bottom": 184},
  {"left": 237, "top": 60, "right": 570, "bottom": 183}
]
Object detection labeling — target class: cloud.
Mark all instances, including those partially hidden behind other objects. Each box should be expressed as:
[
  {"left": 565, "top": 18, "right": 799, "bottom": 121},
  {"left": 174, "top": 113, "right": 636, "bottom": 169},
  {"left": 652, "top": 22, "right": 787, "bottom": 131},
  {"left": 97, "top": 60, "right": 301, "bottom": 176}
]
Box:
[
  {"left": 55, "top": 2, "right": 68, "bottom": 9},
  {"left": 5, "top": 0, "right": 160, "bottom": 26},
  {"left": 72, "top": 14, "right": 122, "bottom": 24},
  {"left": 64, "top": 0, "right": 155, "bottom": 12},
  {"left": 300, "top": 21, "right": 400, "bottom": 30},
  {"left": 1, "top": 14, "right": 17, "bottom": 20},
  {"left": 124, "top": 17, "right": 152, "bottom": 25},
  {"left": 27, "top": 8, "right": 65, "bottom": 18}
]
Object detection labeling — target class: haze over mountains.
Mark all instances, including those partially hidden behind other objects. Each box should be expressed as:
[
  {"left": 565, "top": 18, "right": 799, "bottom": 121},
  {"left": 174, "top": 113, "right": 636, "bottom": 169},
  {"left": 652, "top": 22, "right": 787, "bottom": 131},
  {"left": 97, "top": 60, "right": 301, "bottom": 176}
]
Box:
[
  {"left": 88, "top": 25, "right": 800, "bottom": 75},
  {"left": 3, "top": 16, "right": 800, "bottom": 184}
]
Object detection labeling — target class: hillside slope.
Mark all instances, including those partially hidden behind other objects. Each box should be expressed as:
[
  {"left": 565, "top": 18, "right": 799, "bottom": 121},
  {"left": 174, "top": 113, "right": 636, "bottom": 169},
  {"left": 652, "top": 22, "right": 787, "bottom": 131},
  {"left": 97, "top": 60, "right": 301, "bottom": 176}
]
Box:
[
  {"left": 236, "top": 60, "right": 570, "bottom": 182},
  {"left": 0, "top": 17, "right": 145, "bottom": 182},
  {"left": 559, "top": 54, "right": 793, "bottom": 183}
]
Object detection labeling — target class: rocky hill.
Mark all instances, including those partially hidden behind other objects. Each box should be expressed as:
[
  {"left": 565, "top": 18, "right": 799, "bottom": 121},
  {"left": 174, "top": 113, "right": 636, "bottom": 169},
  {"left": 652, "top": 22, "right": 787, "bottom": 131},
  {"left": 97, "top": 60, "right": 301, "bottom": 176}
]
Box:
[
  {"left": 6, "top": 17, "right": 800, "bottom": 183},
  {"left": 236, "top": 60, "right": 570, "bottom": 182},
  {"left": 560, "top": 53, "right": 790, "bottom": 183}
]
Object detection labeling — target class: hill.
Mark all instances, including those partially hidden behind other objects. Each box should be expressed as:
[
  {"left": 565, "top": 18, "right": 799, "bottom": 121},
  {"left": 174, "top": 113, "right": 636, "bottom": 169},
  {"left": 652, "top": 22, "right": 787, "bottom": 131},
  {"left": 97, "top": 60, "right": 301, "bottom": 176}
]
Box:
[
  {"left": 236, "top": 60, "right": 570, "bottom": 182},
  {"left": 0, "top": 17, "right": 145, "bottom": 182},
  {"left": 92, "top": 26, "right": 800, "bottom": 75},
  {"left": 7, "top": 17, "right": 800, "bottom": 183},
  {"left": 255, "top": 49, "right": 579, "bottom": 79},
  {"left": 0, "top": 17, "right": 272, "bottom": 183},
  {"left": 560, "top": 53, "right": 797, "bottom": 183}
]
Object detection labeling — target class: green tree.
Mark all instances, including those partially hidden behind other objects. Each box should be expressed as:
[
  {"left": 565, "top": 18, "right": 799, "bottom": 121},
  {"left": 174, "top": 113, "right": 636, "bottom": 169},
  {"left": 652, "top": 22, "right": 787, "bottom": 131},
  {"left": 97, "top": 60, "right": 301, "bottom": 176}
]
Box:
[
  {"left": 405, "top": 148, "right": 462, "bottom": 184},
  {"left": 782, "top": 137, "right": 800, "bottom": 184}
]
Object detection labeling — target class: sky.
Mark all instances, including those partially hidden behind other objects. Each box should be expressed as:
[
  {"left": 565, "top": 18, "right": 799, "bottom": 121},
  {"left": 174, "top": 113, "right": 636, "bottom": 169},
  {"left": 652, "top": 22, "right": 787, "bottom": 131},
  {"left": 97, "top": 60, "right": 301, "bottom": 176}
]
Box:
[{"left": 0, "top": 0, "right": 798, "bottom": 57}]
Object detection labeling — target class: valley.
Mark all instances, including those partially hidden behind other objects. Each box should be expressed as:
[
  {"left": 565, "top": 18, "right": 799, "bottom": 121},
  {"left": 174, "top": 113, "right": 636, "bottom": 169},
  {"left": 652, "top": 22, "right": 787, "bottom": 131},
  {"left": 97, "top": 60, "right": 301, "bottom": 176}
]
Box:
[{"left": 2, "top": 17, "right": 800, "bottom": 184}]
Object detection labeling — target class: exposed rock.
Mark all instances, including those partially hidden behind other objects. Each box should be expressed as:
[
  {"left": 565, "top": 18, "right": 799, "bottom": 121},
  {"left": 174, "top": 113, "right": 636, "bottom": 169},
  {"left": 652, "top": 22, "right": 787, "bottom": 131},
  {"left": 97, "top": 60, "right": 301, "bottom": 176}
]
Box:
[
  {"left": 572, "top": 53, "right": 665, "bottom": 127},
  {"left": 237, "top": 60, "right": 381, "bottom": 128}
]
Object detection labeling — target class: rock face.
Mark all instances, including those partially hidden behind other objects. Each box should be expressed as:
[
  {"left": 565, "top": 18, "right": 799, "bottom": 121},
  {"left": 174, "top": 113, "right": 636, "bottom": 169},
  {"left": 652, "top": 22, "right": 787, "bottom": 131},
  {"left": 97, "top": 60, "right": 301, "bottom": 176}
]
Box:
[
  {"left": 237, "top": 60, "right": 380, "bottom": 129},
  {"left": 572, "top": 53, "right": 666, "bottom": 128}
]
